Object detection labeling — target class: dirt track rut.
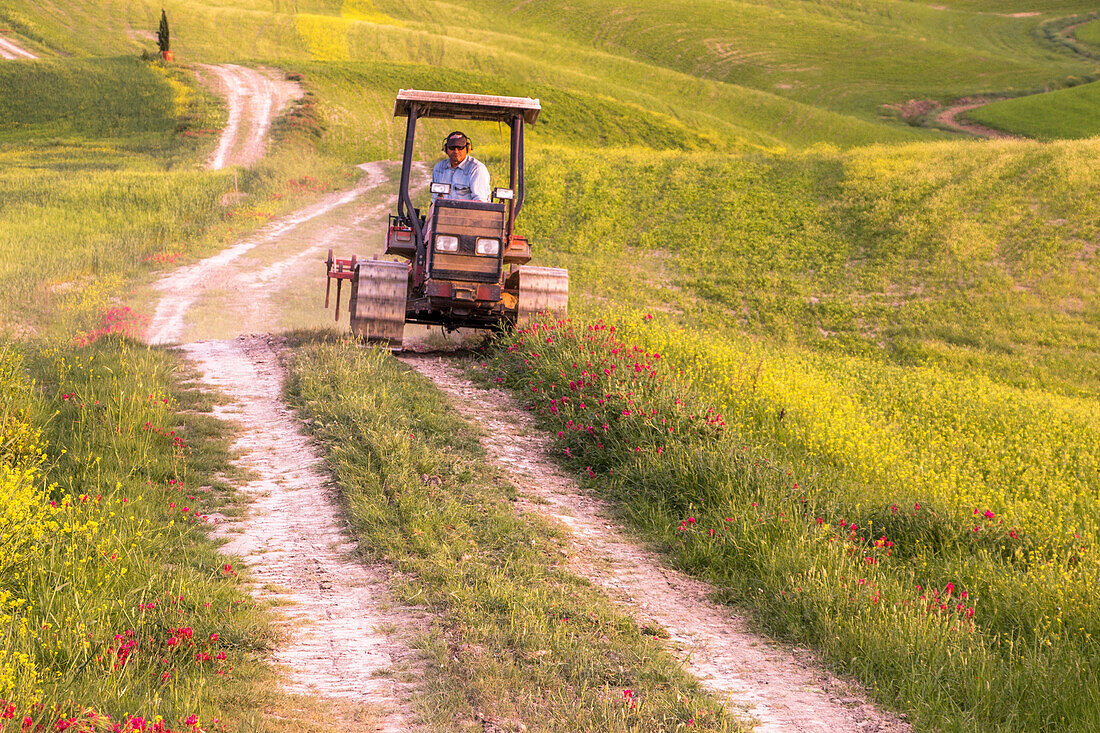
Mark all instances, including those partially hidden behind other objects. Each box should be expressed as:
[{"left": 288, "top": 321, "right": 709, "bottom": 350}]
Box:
[
  {"left": 199, "top": 64, "right": 301, "bottom": 170},
  {"left": 146, "top": 137, "right": 424, "bottom": 725},
  {"left": 935, "top": 99, "right": 1022, "bottom": 140},
  {"left": 402, "top": 354, "right": 910, "bottom": 733},
  {"left": 184, "top": 336, "right": 422, "bottom": 730}
]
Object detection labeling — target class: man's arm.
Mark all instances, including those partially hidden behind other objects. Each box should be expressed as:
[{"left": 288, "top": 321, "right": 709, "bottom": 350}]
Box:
[{"left": 470, "top": 160, "right": 491, "bottom": 202}]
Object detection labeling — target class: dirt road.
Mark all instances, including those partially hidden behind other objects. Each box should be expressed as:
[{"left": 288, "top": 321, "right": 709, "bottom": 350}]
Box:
[
  {"left": 934, "top": 98, "right": 1021, "bottom": 140},
  {"left": 0, "top": 36, "right": 37, "bottom": 60},
  {"left": 151, "top": 59, "right": 410, "bottom": 716},
  {"left": 148, "top": 164, "right": 908, "bottom": 728},
  {"left": 186, "top": 335, "right": 421, "bottom": 730},
  {"left": 146, "top": 162, "right": 423, "bottom": 345},
  {"left": 199, "top": 64, "right": 301, "bottom": 170},
  {"left": 147, "top": 147, "right": 427, "bottom": 726}
]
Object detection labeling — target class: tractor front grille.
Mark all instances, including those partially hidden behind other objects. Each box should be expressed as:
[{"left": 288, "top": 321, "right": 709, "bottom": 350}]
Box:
[
  {"left": 431, "top": 253, "right": 499, "bottom": 275},
  {"left": 429, "top": 200, "right": 505, "bottom": 283}
]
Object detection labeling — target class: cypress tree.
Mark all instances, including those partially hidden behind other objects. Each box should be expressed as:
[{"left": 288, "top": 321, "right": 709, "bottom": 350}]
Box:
[{"left": 157, "top": 9, "right": 170, "bottom": 54}]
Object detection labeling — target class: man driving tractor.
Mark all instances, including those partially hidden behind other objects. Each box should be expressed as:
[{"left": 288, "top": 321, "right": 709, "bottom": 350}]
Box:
[
  {"left": 324, "top": 89, "right": 567, "bottom": 347},
  {"left": 432, "top": 131, "right": 490, "bottom": 202}
]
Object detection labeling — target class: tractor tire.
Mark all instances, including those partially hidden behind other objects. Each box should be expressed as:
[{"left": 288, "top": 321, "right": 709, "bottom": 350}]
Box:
[
  {"left": 349, "top": 260, "right": 408, "bottom": 349},
  {"left": 516, "top": 265, "right": 568, "bottom": 326}
]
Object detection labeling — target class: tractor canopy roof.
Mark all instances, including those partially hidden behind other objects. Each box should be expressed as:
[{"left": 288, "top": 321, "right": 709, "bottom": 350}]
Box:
[{"left": 394, "top": 89, "right": 541, "bottom": 125}]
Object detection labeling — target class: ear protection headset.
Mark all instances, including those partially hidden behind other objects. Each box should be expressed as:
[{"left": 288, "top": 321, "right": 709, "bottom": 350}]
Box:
[{"left": 442, "top": 131, "right": 472, "bottom": 152}]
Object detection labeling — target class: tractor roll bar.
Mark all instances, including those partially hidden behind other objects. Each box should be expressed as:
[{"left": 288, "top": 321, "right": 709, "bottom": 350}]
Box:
[
  {"left": 397, "top": 104, "right": 428, "bottom": 272},
  {"left": 395, "top": 91, "right": 538, "bottom": 254},
  {"left": 512, "top": 115, "right": 525, "bottom": 223}
]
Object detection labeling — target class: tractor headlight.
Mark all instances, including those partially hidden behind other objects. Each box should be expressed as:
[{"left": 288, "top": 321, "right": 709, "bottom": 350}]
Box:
[
  {"left": 434, "top": 235, "right": 459, "bottom": 252},
  {"left": 475, "top": 237, "right": 500, "bottom": 256}
]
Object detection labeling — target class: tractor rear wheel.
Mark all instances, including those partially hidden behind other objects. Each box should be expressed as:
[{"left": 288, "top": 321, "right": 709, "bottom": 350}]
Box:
[
  {"left": 350, "top": 260, "right": 409, "bottom": 349},
  {"left": 516, "top": 265, "right": 568, "bottom": 325}
]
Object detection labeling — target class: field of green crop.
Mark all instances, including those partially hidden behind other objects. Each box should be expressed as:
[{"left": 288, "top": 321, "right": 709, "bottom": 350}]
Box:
[
  {"left": 1080, "top": 18, "right": 1100, "bottom": 45},
  {"left": 968, "top": 80, "right": 1100, "bottom": 139},
  {"left": 2, "top": 0, "right": 1100, "bottom": 729}
]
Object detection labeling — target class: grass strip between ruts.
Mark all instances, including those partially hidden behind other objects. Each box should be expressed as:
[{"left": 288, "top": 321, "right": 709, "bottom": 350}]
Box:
[{"left": 283, "top": 333, "right": 742, "bottom": 732}]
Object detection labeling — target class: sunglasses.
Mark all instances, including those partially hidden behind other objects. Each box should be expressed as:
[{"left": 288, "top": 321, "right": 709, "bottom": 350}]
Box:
[{"left": 446, "top": 144, "right": 467, "bottom": 151}]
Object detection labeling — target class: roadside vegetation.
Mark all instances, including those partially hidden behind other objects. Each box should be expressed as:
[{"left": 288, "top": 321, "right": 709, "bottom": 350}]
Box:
[
  {"left": 0, "top": 336, "right": 279, "bottom": 731},
  {"left": 485, "top": 317, "right": 1098, "bottom": 731},
  {"left": 499, "top": 134, "right": 1100, "bottom": 730},
  {"left": 0, "top": 36, "right": 350, "bottom": 733}
]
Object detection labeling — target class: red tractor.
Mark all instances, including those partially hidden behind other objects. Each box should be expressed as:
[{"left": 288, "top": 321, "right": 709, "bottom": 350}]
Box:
[{"left": 324, "top": 89, "right": 568, "bottom": 348}]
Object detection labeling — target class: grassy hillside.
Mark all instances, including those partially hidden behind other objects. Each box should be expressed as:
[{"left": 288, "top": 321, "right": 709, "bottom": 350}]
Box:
[
  {"left": 507, "top": 144, "right": 1100, "bottom": 727},
  {"left": 0, "top": 57, "right": 177, "bottom": 144},
  {"left": 1080, "top": 18, "right": 1100, "bottom": 45},
  {"left": 0, "top": 41, "right": 364, "bottom": 729},
  {"left": 968, "top": 80, "right": 1100, "bottom": 139},
  {"left": 1, "top": 0, "right": 936, "bottom": 150},
  {"left": 432, "top": 0, "right": 1095, "bottom": 118},
  {"left": 0, "top": 55, "right": 220, "bottom": 335},
  {"left": 10, "top": 0, "right": 1095, "bottom": 145},
  {"left": 521, "top": 140, "right": 1100, "bottom": 395}
]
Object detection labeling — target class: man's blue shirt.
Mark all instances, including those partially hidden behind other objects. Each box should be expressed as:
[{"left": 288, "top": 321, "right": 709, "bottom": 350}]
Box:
[{"left": 432, "top": 155, "right": 490, "bottom": 202}]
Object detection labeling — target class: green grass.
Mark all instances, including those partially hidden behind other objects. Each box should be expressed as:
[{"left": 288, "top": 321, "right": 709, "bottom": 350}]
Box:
[
  {"left": 284, "top": 335, "right": 742, "bottom": 732},
  {"left": 0, "top": 53, "right": 353, "bottom": 338},
  {"left": 968, "top": 80, "right": 1100, "bottom": 138},
  {"left": 2, "top": 0, "right": 936, "bottom": 150},
  {"left": 521, "top": 139, "right": 1100, "bottom": 396},
  {"left": 0, "top": 57, "right": 177, "bottom": 145},
  {"left": 433, "top": 0, "right": 1094, "bottom": 119},
  {"left": 1079, "top": 18, "right": 1100, "bottom": 46},
  {"left": 520, "top": 140, "right": 1100, "bottom": 396}
]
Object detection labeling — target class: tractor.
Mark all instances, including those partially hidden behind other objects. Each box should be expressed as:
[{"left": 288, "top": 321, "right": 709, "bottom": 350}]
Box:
[{"left": 324, "top": 89, "right": 568, "bottom": 348}]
